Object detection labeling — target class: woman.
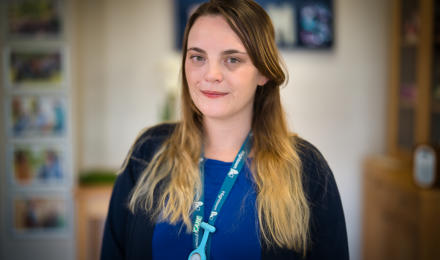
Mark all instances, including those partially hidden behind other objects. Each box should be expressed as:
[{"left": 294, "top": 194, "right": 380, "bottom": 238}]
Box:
[{"left": 101, "top": 0, "right": 349, "bottom": 259}]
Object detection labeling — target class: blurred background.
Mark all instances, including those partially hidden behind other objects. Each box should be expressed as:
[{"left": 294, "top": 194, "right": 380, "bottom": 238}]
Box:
[{"left": 0, "top": 0, "right": 439, "bottom": 260}]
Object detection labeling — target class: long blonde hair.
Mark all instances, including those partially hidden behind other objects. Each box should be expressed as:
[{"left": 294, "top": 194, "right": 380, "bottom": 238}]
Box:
[{"left": 129, "top": 0, "right": 310, "bottom": 254}]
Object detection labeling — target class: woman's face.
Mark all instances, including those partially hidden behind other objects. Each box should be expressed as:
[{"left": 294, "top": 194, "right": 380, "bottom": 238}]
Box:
[{"left": 185, "top": 15, "right": 267, "bottom": 122}]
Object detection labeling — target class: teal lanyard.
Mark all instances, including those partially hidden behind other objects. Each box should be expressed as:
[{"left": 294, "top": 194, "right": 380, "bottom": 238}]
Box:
[{"left": 188, "top": 132, "right": 252, "bottom": 260}]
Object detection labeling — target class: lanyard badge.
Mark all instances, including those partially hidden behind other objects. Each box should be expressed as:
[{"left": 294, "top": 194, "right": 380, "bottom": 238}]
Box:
[
  {"left": 188, "top": 132, "right": 252, "bottom": 260},
  {"left": 188, "top": 222, "right": 215, "bottom": 260}
]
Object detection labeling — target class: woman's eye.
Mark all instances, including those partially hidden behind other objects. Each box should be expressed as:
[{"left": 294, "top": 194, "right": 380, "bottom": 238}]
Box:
[
  {"left": 190, "top": 55, "right": 205, "bottom": 63},
  {"left": 226, "top": 57, "right": 240, "bottom": 64}
]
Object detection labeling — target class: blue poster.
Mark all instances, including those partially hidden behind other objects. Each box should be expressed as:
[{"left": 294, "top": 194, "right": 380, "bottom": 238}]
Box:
[{"left": 175, "top": 0, "right": 333, "bottom": 49}]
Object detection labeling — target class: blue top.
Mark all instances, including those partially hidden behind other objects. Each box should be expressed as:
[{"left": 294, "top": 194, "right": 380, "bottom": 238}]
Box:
[
  {"left": 101, "top": 123, "right": 349, "bottom": 260},
  {"left": 152, "top": 158, "right": 261, "bottom": 260}
]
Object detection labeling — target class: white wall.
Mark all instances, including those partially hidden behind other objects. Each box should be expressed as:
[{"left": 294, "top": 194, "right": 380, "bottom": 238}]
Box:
[{"left": 74, "top": 0, "right": 174, "bottom": 170}]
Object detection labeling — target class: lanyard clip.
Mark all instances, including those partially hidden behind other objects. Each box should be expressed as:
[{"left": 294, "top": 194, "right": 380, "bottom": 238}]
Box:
[{"left": 188, "top": 222, "right": 216, "bottom": 260}]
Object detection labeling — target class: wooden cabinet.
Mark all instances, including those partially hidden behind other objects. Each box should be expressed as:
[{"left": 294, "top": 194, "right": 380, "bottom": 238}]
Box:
[
  {"left": 388, "top": 0, "right": 440, "bottom": 159},
  {"left": 75, "top": 185, "right": 113, "bottom": 260},
  {"left": 364, "top": 0, "right": 440, "bottom": 258},
  {"left": 362, "top": 157, "right": 440, "bottom": 260}
]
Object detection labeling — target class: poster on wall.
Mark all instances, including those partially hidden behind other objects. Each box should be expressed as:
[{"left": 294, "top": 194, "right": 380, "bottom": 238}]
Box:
[
  {"left": 10, "top": 193, "right": 70, "bottom": 237},
  {"left": 8, "top": 142, "right": 67, "bottom": 188},
  {"left": 4, "top": 46, "right": 66, "bottom": 90},
  {"left": 174, "top": 0, "right": 333, "bottom": 49},
  {"left": 6, "top": 94, "right": 67, "bottom": 138},
  {"left": 295, "top": 0, "right": 333, "bottom": 48},
  {"left": 5, "top": 0, "right": 63, "bottom": 39}
]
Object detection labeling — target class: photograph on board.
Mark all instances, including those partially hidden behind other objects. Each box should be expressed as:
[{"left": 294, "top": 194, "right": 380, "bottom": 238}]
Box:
[
  {"left": 5, "top": 0, "right": 63, "bottom": 39},
  {"left": 8, "top": 95, "right": 66, "bottom": 137},
  {"left": 11, "top": 194, "right": 69, "bottom": 236},
  {"left": 10, "top": 142, "right": 66, "bottom": 187},
  {"left": 5, "top": 46, "right": 65, "bottom": 89}
]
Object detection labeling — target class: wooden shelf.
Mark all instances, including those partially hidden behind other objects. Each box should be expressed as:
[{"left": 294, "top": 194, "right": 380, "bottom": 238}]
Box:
[
  {"left": 401, "top": 40, "right": 419, "bottom": 48},
  {"left": 388, "top": 0, "right": 436, "bottom": 157},
  {"left": 399, "top": 99, "right": 416, "bottom": 109}
]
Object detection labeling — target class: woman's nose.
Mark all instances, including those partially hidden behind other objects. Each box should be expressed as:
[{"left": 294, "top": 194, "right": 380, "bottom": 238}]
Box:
[{"left": 204, "top": 62, "right": 223, "bottom": 83}]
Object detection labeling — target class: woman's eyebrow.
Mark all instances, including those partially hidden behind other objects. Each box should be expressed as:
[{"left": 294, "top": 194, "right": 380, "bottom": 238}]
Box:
[
  {"left": 187, "top": 47, "right": 247, "bottom": 55},
  {"left": 187, "top": 47, "right": 206, "bottom": 53},
  {"left": 222, "top": 49, "right": 247, "bottom": 55}
]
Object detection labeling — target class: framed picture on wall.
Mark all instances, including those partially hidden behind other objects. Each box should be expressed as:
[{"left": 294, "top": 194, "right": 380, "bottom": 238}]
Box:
[
  {"left": 9, "top": 192, "right": 71, "bottom": 237},
  {"left": 7, "top": 142, "right": 68, "bottom": 188},
  {"left": 174, "top": 0, "right": 334, "bottom": 49},
  {"left": 296, "top": 0, "right": 333, "bottom": 48},
  {"left": 4, "top": 0, "right": 64, "bottom": 39},
  {"left": 5, "top": 94, "right": 67, "bottom": 138},
  {"left": 3, "top": 45, "right": 66, "bottom": 90}
]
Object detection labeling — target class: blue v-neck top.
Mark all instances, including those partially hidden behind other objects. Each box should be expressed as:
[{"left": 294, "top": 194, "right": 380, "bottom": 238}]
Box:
[
  {"left": 101, "top": 123, "right": 349, "bottom": 260},
  {"left": 152, "top": 158, "right": 261, "bottom": 260}
]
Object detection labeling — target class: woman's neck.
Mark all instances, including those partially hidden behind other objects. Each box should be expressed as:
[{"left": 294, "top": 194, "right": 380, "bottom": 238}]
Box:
[{"left": 202, "top": 116, "right": 252, "bottom": 162}]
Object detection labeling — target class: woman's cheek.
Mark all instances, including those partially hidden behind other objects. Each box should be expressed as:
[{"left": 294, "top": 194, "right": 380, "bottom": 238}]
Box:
[{"left": 185, "top": 66, "right": 197, "bottom": 85}]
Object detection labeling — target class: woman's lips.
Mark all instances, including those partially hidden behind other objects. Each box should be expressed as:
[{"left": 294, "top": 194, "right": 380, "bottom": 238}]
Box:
[{"left": 201, "top": 90, "right": 228, "bottom": 98}]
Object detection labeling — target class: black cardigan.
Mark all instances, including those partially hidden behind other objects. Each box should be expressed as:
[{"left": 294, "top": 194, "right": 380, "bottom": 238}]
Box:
[{"left": 101, "top": 123, "right": 349, "bottom": 260}]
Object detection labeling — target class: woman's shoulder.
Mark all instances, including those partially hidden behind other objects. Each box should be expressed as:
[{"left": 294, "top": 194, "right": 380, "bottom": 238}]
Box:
[
  {"left": 291, "top": 135, "right": 334, "bottom": 199},
  {"left": 292, "top": 135, "right": 329, "bottom": 170},
  {"left": 291, "top": 136, "right": 349, "bottom": 259},
  {"left": 116, "top": 122, "right": 177, "bottom": 181},
  {"left": 133, "top": 121, "right": 177, "bottom": 146},
  {"left": 102, "top": 123, "right": 177, "bottom": 258},
  {"left": 128, "top": 122, "right": 177, "bottom": 162}
]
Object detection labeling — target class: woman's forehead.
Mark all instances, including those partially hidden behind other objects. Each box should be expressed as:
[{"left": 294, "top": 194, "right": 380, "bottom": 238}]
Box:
[{"left": 187, "top": 15, "right": 246, "bottom": 53}]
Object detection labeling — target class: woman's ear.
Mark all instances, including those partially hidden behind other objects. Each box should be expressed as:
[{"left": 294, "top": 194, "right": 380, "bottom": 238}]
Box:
[{"left": 257, "top": 74, "right": 269, "bottom": 86}]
